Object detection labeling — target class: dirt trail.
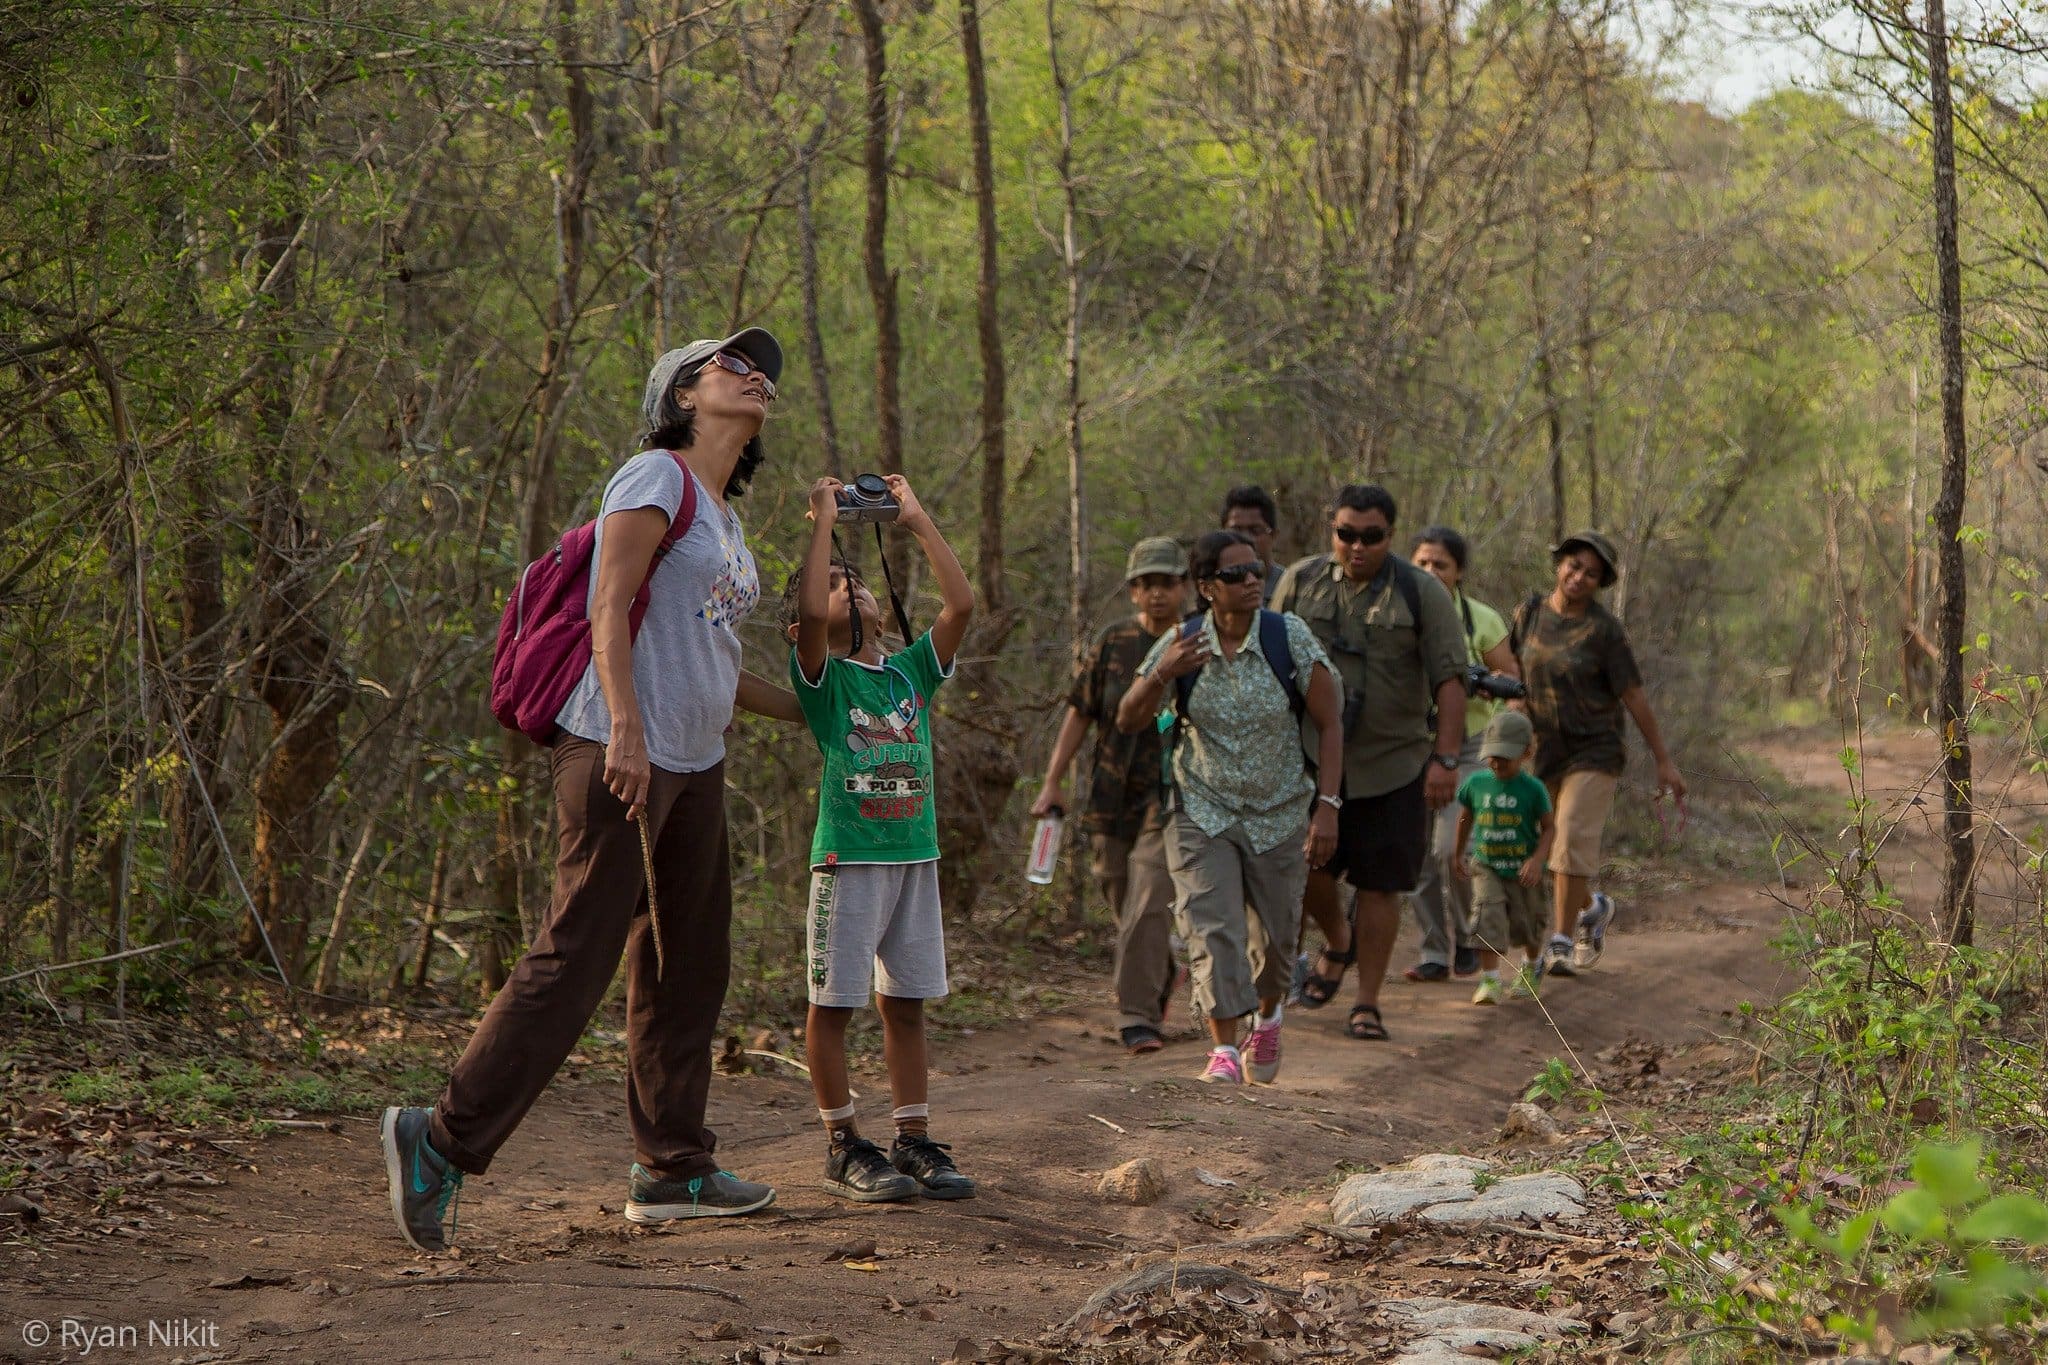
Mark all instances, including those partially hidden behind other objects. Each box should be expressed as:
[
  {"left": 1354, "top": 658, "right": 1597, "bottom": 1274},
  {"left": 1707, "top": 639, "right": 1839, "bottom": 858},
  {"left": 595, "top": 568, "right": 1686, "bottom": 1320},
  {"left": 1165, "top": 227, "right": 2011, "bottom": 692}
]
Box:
[{"left": 5, "top": 731, "right": 1917, "bottom": 1364}]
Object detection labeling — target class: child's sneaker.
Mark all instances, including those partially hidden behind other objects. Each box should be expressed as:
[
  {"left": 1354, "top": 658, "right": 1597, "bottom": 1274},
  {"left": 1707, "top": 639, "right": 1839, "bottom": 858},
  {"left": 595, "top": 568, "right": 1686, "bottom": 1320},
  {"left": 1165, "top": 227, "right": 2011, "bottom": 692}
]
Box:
[
  {"left": 1470, "top": 975, "right": 1505, "bottom": 1006},
  {"left": 822, "top": 1137, "right": 919, "bottom": 1203},
  {"left": 1509, "top": 962, "right": 1544, "bottom": 999},
  {"left": 1199, "top": 1046, "right": 1244, "bottom": 1085},
  {"left": 1573, "top": 892, "right": 1616, "bottom": 969},
  {"left": 889, "top": 1133, "right": 976, "bottom": 1200},
  {"left": 1543, "top": 933, "right": 1577, "bottom": 978},
  {"left": 1243, "top": 1016, "right": 1282, "bottom": 1084}
]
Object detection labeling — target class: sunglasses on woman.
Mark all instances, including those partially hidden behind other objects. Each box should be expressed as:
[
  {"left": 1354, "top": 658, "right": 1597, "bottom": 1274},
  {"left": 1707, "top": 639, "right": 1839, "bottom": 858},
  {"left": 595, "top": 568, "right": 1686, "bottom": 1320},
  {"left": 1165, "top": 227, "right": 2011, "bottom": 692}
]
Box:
[
  {"left": 698, "top": 351, "right": 777, "bottom": 400},
  {"left": 1208, "top": 563, "right": 1265, "bottom": 585},
  {"left": 1331, "top": 524, "right": 1388, "bottom": 546}
]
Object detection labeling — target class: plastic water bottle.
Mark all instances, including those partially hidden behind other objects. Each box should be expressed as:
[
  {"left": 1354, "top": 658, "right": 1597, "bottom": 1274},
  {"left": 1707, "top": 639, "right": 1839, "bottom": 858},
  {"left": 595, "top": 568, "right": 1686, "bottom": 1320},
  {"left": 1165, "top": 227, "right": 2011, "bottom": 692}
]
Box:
[{"left": 1025, "top": 808, "right": 1065, "bottom": 885}]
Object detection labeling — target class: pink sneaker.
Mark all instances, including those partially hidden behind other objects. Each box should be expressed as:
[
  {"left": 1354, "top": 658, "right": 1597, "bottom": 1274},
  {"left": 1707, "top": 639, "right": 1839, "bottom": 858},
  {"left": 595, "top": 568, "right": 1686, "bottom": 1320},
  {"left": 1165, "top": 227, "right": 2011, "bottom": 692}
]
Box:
[
  {"left": 1243, "top": 1016, "right": 1282, "bottom": 1084},
  {"left": 1200, "top": 1047, "right": 1244, "bottom": 1085}
]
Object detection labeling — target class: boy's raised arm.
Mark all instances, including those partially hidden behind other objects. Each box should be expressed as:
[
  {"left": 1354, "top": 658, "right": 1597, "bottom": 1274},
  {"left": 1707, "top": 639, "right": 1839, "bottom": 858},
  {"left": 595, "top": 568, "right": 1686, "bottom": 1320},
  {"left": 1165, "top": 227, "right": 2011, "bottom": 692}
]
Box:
[
  {"left": 885, "top": 474, "right": 973, "bottom": 668},
  {"left": 795, "top": 477, "right": 844, "bottom": 685}
]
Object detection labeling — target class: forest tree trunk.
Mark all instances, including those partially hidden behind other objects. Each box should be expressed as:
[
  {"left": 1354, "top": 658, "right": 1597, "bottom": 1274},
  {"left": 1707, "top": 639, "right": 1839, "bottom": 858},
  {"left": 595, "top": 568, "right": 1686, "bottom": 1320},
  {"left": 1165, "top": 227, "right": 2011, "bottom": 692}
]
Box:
[
  {"left": 851, "top": 0, "right": 907, "bottom": 588},
  {"left": 1924, "top": 0, "right": 1975, "bottom": 946}
]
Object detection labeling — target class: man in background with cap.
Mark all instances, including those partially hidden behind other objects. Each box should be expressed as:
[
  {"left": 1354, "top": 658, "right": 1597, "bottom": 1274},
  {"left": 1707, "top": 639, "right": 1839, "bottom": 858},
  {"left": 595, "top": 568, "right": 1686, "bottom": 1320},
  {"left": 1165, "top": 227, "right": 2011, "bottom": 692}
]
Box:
[{"left": 1032, "top": 536, "right": 1189, "bottom": 1054}]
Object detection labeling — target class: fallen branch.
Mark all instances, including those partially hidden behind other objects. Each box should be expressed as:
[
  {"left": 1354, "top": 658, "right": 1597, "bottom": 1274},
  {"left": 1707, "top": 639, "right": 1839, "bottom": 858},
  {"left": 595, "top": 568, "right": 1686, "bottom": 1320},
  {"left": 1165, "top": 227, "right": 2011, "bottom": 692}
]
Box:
[
  {"left": 0, "top": 939, "right": 188, "bottom": 986},
  {"left": 369, "top": 1274, "right": 743, "bottom": 1303},
  {"left": 1479, "top": 1220, "right": 1609, "bottom": 1246}
]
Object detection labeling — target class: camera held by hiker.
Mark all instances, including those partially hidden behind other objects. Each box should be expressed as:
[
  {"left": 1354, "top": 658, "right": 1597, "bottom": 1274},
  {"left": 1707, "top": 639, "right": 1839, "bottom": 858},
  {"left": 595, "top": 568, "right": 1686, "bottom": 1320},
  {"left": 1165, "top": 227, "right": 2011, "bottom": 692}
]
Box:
[{"left": 785, "top": 471, "right": 977, "bottom": 1204}]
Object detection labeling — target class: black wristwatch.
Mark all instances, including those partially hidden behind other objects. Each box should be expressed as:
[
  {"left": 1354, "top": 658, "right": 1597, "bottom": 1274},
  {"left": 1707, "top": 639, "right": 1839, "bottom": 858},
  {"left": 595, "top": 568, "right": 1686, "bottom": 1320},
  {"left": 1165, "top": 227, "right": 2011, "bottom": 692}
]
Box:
[{"left": 1429, "top": 753, "right": 1459, "bottom": 772}]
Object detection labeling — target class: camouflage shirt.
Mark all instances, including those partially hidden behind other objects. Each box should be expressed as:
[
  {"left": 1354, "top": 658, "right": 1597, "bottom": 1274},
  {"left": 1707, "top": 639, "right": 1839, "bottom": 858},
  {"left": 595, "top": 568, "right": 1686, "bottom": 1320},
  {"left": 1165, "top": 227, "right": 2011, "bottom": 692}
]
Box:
[
  {"left": 1069, "top": 618, "right": 1171, "bottom": 840},
  {"left": 1514, "top": 597, "right": 1643, "bottom": 782}
]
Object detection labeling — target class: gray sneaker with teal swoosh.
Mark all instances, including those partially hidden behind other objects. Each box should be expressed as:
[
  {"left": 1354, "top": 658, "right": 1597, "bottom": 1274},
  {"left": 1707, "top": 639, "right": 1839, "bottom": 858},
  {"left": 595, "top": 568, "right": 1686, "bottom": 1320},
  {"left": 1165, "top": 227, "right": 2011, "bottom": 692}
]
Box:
[
  {"left": 380, "top": 1106, "right": 464, "bottom": 1253},
  {"left": 625, "top": 1164, "right": 776, "bottom": 1222}
]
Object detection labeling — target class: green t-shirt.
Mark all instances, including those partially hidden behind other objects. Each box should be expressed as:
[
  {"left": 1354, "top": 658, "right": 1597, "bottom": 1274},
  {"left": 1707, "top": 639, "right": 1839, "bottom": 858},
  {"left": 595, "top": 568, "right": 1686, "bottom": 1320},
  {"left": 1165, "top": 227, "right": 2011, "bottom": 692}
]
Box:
[
  {"left": 791, "top": 632, "right": 951, "bottom": 868},
  {"left": 1456, "top": 768, "right": 1552, "bottom": 877}
]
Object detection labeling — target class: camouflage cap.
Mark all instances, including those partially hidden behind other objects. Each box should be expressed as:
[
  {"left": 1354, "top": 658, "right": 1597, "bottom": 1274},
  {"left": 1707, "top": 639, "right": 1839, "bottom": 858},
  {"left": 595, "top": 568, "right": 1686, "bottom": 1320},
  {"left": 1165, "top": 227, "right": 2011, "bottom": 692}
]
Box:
[
  {"left": 1479, "top": 708, "right": 1535, "bottom": 761},
  {"left": 1552, "top": 529, "right": 1619, "bottom": 587},
  {"left": 1124, "top": 537, "right": 1187, "bottom": 582}
]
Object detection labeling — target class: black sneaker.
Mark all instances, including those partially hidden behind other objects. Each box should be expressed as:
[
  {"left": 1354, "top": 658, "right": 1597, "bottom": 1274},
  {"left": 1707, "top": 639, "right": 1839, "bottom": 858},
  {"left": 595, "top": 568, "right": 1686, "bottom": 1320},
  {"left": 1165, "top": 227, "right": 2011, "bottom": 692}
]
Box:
[
  {"left": 890, "top": 1133, "right": 977, "bottom": 1200},
  {"left": 1453, "top": 945, "right": 1480, "bottom": 978},
  {"left": 380, "top": 1106, "right": 464, "bottom": 1253},
  {"left": 822, "top": 1137, "right": 919, "bottom": 1203},
  {"left": 626, "top": 1164, "right": 775, "bottom": 1222}
]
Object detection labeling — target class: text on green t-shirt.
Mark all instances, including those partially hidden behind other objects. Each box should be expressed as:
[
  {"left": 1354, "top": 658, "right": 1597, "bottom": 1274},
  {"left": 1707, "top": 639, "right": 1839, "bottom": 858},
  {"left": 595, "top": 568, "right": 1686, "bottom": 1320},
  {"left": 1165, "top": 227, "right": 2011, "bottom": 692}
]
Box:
[{"left": 1456, "top": 767, "right": 1552, "bottom": 876}]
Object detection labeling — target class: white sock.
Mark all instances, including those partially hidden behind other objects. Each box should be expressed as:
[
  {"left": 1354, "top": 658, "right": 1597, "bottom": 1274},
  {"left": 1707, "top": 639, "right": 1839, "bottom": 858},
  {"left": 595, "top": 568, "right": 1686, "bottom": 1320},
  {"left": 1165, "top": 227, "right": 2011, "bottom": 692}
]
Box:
[
  {"left": 1212, "top": 1043, "right": 1241, "bottom": 1059},
  {"left": 1254, "top": 1002, "right": 1283, "bottom": 1027}
]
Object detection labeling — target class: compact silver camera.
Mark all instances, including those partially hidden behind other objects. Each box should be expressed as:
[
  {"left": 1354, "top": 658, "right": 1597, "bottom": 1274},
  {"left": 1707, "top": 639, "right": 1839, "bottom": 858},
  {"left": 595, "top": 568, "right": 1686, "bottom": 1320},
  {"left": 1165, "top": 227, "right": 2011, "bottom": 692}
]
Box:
[{"left": 836, "top": 472, "right": 900, "bottom": 524}]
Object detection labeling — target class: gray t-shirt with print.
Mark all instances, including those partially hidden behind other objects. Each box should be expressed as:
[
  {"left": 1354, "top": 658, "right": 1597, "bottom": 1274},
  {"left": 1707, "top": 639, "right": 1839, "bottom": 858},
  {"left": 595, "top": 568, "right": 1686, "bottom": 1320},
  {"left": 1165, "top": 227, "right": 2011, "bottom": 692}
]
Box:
[{"left": 554, "top": 451, "right": 761, "bottom": 774}]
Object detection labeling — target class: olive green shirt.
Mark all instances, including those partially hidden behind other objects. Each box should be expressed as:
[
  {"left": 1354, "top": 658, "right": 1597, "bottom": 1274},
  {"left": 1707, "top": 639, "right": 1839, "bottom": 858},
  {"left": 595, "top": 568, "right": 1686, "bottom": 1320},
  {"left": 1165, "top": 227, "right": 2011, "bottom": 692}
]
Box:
[{"left": 1270, "top": 553, "right": 1467, "bottom": 799}]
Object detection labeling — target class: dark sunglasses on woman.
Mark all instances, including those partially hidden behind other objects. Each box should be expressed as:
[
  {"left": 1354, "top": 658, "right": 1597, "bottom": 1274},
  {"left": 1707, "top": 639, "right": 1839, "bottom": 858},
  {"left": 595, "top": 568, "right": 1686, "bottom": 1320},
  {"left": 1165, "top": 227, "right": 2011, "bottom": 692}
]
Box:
[
  {"left": 1331, "top": 524, "right": 1388, "bottom": 546},
  {"left": 699, "top": 351, "right": 777, "bottom": 400},
  {"left": 1208, "top": 563, "right": 1265, "bottom": 585}
]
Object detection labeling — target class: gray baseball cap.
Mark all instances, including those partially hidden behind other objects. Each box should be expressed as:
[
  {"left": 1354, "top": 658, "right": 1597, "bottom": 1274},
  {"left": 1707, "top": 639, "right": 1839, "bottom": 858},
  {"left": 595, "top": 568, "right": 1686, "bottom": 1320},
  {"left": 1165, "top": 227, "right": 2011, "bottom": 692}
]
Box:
[
  {"left": 640, "top": 327, "right": 784, "bottom": 430},
  {"left": 1479, "top": 708, "right": 1534, "bottom": 760}
]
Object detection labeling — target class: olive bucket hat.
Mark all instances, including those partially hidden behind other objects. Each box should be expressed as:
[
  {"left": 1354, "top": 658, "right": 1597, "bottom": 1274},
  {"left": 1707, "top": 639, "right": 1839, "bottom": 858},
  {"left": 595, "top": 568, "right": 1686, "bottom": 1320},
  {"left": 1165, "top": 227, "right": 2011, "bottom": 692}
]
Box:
[
  {"left": 640, "top": 327, "right": 784, "bottom": 431},
  {"left": 1551, "top": 529, "right": 1619, "bottom": 587}
]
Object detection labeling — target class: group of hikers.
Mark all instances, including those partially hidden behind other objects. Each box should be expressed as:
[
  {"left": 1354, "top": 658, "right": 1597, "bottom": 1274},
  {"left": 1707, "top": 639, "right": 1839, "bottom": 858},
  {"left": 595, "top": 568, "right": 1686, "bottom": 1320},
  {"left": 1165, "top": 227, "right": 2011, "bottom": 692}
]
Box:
[
  {"left": 1032, "top": 482, "right": 1686, "bottom": 1087},
  {"left": 380, "top": 328, "right": 1687, "bottom": 1256}
]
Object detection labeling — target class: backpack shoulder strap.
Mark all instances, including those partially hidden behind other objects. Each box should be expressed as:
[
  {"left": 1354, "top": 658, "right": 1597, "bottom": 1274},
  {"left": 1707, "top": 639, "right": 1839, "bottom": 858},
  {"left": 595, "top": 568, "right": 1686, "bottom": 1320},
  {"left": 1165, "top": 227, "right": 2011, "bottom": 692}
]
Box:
[
  {"left": 1172, "top": 615, "right": 1205, "bottom": 715},
  {"left": 1389, "top": 557, "right": 1424, "bottom": 629},
  {"left": 1509, "top": 592, "right": 1543, "bottom": 657},
  {"left": 1257, "top": 609, "right": 1304, "bottom": 717},
  {"left": 658, "top": 450, "right": 699, "bottom": 551}
]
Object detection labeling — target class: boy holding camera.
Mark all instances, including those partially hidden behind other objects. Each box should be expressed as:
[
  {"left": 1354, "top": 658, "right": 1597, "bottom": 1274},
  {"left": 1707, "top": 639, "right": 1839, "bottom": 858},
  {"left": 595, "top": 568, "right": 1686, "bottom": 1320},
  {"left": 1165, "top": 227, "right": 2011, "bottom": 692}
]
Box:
[
  {"left": 783, "top": 473, "right": 976, "bottom": 1203},
  {"left": 1454, "top": 710, "right": 1555, "bottom": 1004}
]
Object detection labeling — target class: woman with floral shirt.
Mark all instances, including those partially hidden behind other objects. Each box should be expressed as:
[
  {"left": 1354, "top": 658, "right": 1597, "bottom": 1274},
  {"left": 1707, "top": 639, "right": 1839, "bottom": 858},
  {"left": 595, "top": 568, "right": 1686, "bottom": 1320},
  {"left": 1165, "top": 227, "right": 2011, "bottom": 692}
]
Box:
[{"left": 1117, "top": 531, "right": 1343, "bottom": 1086}]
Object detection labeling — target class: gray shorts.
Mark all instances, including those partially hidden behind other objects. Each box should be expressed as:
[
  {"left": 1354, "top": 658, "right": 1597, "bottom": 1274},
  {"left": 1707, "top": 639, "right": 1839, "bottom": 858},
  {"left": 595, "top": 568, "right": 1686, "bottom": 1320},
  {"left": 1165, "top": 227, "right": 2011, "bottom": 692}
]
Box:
[{"left": 806, "top": 861, "right": 950, "bottom": 1008}]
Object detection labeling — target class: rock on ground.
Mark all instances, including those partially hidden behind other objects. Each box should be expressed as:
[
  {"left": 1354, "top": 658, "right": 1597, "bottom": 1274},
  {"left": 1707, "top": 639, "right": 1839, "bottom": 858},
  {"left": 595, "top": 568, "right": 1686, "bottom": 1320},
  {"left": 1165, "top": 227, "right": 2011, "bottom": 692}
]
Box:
[
  {"left": 1330, "top": 1152, "right": 1586, "bottom": 1226},
  {"left": 1095, "top": 1157, "right": 1167, "bottom": 1207},
  {"left": 1500, "top": 1100, "right": 1565, "bottom": 1143},
  {"left": 1384, "top": 1296, "right": 1587, "bottom": 1364},
  {"left": 1327, "top": 1154, "right": 1489, "bottom": 1224}
]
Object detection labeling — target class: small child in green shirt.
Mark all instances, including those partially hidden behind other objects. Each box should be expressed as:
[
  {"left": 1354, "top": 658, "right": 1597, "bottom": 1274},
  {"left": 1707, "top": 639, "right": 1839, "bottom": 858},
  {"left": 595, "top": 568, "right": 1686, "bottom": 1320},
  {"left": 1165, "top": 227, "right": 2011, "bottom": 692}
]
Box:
[
  {"left": 784, "top": 472, "right": 975, "bottom": 1204},
  {"left": 1455, "top": 710, "right": 1556, "bottom": 1004}
]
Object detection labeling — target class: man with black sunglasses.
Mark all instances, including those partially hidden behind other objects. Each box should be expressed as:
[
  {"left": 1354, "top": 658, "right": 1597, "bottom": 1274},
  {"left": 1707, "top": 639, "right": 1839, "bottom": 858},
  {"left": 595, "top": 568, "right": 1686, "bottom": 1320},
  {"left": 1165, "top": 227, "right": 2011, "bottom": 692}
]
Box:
[{"left": 1270, "top": 485, "right": 1466, "bottom": 1042}]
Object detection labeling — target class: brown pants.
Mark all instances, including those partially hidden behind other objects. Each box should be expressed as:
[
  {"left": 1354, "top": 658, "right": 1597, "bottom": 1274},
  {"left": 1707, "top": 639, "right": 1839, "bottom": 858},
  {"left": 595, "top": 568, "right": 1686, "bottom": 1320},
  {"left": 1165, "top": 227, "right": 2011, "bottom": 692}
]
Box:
[{"left": 429, "top": 737, "right": 733, "bottom": 1181}]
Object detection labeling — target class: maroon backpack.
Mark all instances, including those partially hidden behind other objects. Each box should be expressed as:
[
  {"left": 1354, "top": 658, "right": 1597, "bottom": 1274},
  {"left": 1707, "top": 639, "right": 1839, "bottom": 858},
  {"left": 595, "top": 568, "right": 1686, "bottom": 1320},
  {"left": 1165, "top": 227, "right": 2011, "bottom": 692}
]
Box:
[{"left": 489, "top": 450, "right": 698, "bottom": 744}]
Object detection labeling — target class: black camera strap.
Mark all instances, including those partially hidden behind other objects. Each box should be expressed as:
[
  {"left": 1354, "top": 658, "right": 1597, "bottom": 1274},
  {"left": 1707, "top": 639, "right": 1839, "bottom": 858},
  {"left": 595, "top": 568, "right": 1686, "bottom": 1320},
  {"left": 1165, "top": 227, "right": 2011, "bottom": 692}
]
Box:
[
  {"left": 829, "top": 524, "right": 917, "bottom": 656},
  {"left": 872, "top": 522, "right": 916, "bottom": 644}
]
